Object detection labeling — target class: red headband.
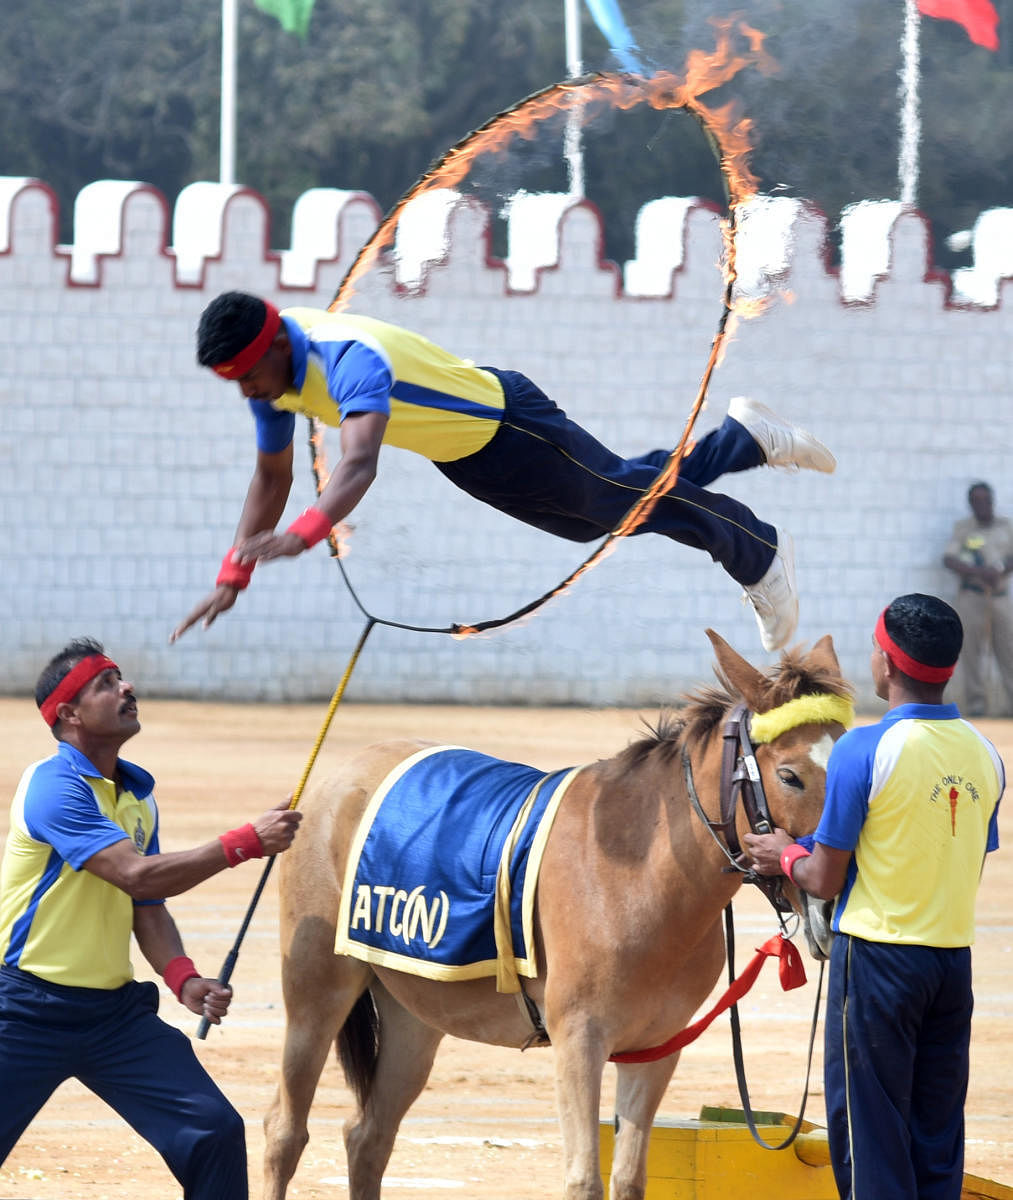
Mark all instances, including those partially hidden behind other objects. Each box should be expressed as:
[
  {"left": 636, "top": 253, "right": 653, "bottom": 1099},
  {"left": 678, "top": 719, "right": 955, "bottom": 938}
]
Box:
[
  {"left": 40, "top": 654, "right": 119, "bottom": 726},
  {"left": 211, "top": 301, "right": 282, "bottom": 378},
  {"left": 875, "top": 611, "right": 955, "bottom": 684}
]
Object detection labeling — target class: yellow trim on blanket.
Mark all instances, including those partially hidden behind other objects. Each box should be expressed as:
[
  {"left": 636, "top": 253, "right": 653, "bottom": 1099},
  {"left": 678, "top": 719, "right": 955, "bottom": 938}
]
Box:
[{"left": 494, "top": 764, "right": 584, "bottom": 993}]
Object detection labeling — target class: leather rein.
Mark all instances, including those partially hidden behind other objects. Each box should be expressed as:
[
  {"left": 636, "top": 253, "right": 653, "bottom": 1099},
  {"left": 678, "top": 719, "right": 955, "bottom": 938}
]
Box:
[{"left": 682, "top": 700, "right": 825, "bottom": 1151}]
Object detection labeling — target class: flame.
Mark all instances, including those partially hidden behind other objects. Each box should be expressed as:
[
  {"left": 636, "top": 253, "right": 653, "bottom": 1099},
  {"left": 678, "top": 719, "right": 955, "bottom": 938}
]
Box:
[
  {"left": 312, "top": 21, "right": 774, "bottom": 637},
  {"left": 331, "top": 18, "right": 773, "bottom": 313}
]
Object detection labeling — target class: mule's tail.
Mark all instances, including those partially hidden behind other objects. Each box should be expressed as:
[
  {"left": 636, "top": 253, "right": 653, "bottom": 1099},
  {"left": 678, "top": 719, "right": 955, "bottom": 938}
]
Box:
[{"left": 337, "top": 989, "right": 380, "bottom": 1109}]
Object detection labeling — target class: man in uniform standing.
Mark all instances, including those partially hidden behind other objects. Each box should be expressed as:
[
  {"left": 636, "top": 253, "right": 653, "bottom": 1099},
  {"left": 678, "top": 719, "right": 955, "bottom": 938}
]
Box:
[
  {"left": 743, "top": 594, "right": 1004, "bottom": 1200},
  {"left": 943, "top": 481, "right": 1013, "bottom": 715}
]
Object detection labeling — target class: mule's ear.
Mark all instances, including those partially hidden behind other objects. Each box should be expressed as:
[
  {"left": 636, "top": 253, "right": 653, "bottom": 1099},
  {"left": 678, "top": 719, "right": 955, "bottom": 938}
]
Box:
[
  {"left": 705, "top": 628, "right": 769, "bottom": 711},
  {"left": 808, "top": 633, "right": 842, "bottom": 676}
]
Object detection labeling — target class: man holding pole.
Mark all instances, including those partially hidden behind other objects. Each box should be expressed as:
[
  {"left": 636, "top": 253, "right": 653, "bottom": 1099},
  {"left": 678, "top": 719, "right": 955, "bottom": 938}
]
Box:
[{"left": 0, "top": 636, "right": 303, "bottom": 1199}]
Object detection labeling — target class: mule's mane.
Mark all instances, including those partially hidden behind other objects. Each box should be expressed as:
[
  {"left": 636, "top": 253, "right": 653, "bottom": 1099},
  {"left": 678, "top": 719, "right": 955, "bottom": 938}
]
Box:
[{"left": 614, "top": 644, "right": 852, "bottom": 769}]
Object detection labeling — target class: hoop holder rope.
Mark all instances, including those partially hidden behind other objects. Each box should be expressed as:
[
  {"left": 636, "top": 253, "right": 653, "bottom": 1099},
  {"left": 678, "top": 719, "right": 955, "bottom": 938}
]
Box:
[{"left": 195, "top": 617, "right": 376, "bottom": 1040}]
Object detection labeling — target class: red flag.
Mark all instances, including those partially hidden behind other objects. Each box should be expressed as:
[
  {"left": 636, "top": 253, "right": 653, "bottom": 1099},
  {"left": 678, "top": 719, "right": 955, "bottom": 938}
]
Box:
[{"left": 917, "top": 0, "right": 1000, "bottom": 50}]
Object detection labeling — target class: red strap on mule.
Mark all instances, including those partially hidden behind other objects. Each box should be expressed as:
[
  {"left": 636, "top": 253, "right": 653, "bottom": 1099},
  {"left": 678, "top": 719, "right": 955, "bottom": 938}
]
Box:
[{"left": 609, "top": 934, "right": 806, "bottom": 1064}]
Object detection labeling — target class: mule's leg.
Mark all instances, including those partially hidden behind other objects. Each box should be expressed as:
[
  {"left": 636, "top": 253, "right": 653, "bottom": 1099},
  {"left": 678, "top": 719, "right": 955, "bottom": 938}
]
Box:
[
  {"left": 608, "top": 1057, "right": 680, "bottom": 1200},
  {"left": 263, "top": 931, "right": 374, "bottom": 1200},
  {"left": 549, "top": 1022, "right": 611, "bottom": 1200},
  {"left": 343, "top": 982, "right": 445, "bottom": 1200},
  {"left": 608, "top": 925, "right": 725, "bottom": 1200}
]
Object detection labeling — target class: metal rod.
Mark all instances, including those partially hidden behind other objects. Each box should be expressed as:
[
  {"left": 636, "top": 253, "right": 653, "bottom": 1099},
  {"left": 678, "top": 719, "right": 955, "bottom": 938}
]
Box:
[
  {"left": 195, "top": 618, "right": 376, "bottom": 1039},
  {"left": 220, "top": 0, "right": 237, "bottom": 185}
]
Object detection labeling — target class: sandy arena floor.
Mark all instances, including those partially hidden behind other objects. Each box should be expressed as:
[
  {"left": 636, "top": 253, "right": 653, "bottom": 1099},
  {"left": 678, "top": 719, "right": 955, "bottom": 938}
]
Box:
[{"left": 0, "top": 697, "right": 1010, "bottom": 1199}]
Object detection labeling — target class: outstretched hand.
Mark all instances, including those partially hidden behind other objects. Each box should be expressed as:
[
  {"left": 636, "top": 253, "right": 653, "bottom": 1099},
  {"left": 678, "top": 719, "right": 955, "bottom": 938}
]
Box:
[
  {"left": 169, "top": 584, "right": 240, "bottom": 643},
  {"left": 233, "top": 530, "right": 308, "bottom": 564}
]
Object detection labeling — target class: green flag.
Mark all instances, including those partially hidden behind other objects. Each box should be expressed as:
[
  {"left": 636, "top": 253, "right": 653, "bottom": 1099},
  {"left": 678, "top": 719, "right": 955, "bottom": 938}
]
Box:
[{"left": 253, "top": 0, "right": 315, "bottom": 37}]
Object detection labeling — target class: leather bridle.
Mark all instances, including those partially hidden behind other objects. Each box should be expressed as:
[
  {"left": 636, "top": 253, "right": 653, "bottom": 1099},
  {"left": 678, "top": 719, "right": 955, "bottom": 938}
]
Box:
[{"left": 690, "top": 701, "right": 793, "bottom": 915}]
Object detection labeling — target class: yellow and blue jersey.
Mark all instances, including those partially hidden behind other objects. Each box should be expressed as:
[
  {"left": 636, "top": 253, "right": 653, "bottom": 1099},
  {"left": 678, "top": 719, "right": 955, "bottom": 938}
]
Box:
[
  {"left": 249, "top": 309, "right": 507, "bottom": 463},
  {"left": 817, "top": 702, "right": 1003, "bottom": 947},
  {"left": 0, "top": 743, "right": 161, "bottom": 989}
]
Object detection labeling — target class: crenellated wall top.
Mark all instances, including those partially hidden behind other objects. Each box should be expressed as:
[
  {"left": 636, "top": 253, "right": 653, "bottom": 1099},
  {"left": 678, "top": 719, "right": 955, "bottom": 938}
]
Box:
[{"left": 0, "top": 175, "right": 1011, "bottom": 310}]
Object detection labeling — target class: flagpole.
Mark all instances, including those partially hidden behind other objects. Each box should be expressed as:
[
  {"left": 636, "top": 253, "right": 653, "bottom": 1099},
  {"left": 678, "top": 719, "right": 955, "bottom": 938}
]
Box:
[
  {"left": 898, "top": 0, "right": 921, "bottom": 207},
  {"left": 563, "top": 0, "right": 585, "bottom": 197},
  {"left": 220, "top": 0, "right": 238, "bottom": 185}
]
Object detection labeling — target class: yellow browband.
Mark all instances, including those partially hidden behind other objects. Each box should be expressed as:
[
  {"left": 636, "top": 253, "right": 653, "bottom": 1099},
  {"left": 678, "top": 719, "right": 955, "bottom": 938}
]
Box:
[{"left": 748, "top": 694, "right": 855, "bottom": 745}]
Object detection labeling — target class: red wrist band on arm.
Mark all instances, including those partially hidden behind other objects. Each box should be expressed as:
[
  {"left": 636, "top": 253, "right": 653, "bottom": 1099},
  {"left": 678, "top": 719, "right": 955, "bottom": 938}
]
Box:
[
  {"left": 780, "top": 842, "right": 812, "bottom": 883},
  {"left": 163, "top": 955, "right": 200, "bottom": 1001},
  {"left": 220, "top": 823, "right": 265, "bottom": 867},
  {"left": 286, "top": 507, "right": 333, "bottom": 549},
  {"left": 216, "top": 548, "right": 255, "bottom": 590}
]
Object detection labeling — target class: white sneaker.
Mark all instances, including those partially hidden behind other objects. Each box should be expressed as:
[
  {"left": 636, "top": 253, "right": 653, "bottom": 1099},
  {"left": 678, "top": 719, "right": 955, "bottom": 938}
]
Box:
[
  {"left": 728, "top": 395, "right": 836, "bottom": 474},
  {"left": 744, "top": 531, "right": 798, "bottom": 652}
]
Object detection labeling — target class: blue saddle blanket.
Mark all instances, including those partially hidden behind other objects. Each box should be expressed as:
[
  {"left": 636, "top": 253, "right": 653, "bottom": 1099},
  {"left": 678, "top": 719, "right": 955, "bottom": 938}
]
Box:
[{"left": 335, "top": 745, "right": 582, "bottom": 988}]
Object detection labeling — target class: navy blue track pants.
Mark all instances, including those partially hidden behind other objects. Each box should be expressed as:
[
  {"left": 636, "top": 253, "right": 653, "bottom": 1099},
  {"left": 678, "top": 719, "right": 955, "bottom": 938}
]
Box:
[
  {"left": 0, "top": 967, "right": 248, "bottom": 1199},
  {"left": 824, "top": 935, "right": 972, "bottom": 1200},
  {"left": 435, "top": 369, "right": 778, "bottom": 586}
]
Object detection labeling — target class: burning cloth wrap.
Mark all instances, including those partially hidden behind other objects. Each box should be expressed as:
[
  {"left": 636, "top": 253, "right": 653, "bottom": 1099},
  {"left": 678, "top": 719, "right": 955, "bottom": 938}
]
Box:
[{"left": 335, "top": 746, "right": 581, "bottom": 991}]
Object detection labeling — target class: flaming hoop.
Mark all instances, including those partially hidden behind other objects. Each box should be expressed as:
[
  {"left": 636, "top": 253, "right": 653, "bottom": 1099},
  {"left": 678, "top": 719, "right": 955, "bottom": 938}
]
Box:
[{"left": 310, "top": 19, "right": 774, "bottom": 638}]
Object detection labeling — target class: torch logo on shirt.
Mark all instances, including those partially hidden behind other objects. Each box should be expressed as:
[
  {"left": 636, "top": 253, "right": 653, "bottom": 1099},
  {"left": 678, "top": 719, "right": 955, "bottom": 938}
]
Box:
[
  {"left": 930, "top": 775, "right": 980, "bottom": 836},
  {"left": 133, "top": 817, "right": 146, "bottom": 851}
]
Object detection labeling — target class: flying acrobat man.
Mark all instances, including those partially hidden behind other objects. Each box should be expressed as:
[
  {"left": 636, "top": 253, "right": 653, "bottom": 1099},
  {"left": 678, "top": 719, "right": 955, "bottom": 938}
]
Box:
[{"left": 171, "top": 292, "right": 835, "bottom": 650}]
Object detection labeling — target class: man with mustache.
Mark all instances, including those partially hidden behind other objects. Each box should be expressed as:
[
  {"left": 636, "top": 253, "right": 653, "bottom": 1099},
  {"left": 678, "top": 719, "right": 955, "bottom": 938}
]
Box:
[{"left": 0, "top": 637, "right": 303, "bottom": 1199}]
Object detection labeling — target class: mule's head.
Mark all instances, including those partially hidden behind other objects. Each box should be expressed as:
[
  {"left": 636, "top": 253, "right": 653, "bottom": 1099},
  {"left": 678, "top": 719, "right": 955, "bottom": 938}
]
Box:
[{"left": 706, "top": 628, "right": 854, "bottom": 958}]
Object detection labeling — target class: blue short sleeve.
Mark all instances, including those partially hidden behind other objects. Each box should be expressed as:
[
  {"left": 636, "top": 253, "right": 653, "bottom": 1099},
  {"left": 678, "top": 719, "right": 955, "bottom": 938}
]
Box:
[
  {"left": 248, "top": 399, "right": 297, "bottom": 453},
  {"left": 22, "top": 763, "right": 129, "bottom": 870},
  {"left": 987, "top": 802, "right": 1000, "bottom": 852},
  {"left": 330, "top": 342, "right": 393, "bottom": 419},
  {"left": 814, "top": 727, "right": 876, "bottom": 852}
]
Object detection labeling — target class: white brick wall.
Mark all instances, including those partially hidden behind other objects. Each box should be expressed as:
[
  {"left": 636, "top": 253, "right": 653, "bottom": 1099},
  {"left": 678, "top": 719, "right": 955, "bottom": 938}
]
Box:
[{"left": 2, "top": 178, "right": 1011, "bottom": 710}]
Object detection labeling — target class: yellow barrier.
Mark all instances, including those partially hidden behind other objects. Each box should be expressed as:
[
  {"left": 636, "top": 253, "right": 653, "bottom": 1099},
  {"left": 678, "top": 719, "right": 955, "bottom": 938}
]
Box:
[{"left": 598, "top": 1108, "right": 1013, "bottom": 1200}]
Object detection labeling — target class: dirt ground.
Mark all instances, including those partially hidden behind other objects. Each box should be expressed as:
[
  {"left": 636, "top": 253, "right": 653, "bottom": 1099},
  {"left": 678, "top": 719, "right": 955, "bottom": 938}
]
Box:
[{"left": 0, "top": 697, "right": 1010, "bottom": 1200}]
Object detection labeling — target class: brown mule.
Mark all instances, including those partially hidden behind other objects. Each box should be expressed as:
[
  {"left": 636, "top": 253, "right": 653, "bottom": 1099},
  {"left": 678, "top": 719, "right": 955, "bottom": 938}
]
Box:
[{"left": 264, "top": 629, "right": 852, "bottom": 1200}]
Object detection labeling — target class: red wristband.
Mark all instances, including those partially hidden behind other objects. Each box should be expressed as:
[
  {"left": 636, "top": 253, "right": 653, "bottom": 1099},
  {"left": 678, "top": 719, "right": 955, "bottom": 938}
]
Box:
[
  {"left": 780, "top": 842, "right": 812, "bottom": 882},
  {"left": 216, "top": 548, "right": 256, "bottom": 590},
  {"left": 219, "top": 822, "right": 264, "bottom": 867},
  {"left": 163, "top": 955, "right": 200, "bottom": 1001},
  {"left": 286, "top": 507, "right": 333, "bottom": 549}
]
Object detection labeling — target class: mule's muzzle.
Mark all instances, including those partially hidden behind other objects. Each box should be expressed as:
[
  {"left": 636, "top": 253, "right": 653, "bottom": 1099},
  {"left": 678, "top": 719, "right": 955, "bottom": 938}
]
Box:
[{"left": 800, "top": 892, "right": 833, "bottom": 960}]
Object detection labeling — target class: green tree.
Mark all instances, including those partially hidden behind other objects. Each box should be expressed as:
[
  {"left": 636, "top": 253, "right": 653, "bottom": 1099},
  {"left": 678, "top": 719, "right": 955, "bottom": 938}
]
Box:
[{"left": 0, "top": 0, "right": 1009, "bottom": 267}]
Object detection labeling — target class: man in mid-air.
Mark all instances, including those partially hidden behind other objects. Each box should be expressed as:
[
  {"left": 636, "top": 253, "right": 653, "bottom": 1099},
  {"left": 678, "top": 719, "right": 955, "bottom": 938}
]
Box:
[{"left": 172, "top": 291, "right": 835, "bottom": 651}]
